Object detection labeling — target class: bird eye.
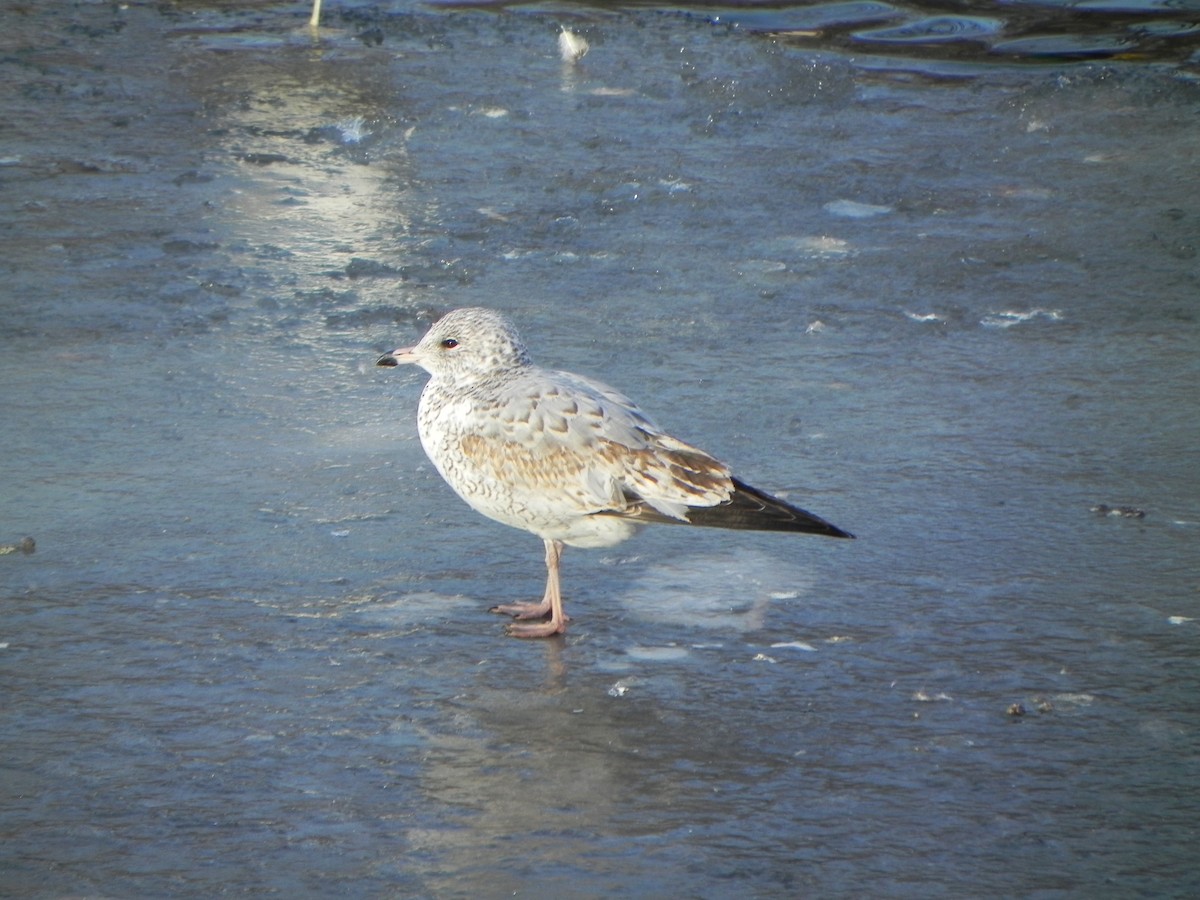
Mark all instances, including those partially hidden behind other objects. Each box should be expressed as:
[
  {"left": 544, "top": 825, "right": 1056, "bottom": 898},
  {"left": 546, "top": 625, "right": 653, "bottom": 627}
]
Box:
[{"left": 440, "top": 338, "right": 459, "bottom": 349}]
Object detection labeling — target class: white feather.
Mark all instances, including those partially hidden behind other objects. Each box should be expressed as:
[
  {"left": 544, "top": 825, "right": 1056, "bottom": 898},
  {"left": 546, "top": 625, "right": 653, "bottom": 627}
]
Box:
[{"left": 558, "top": 27, "right": 589, "bottom": 64}]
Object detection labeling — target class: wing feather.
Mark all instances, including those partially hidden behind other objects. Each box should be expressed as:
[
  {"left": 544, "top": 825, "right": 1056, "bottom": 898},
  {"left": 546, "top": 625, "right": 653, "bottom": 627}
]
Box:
[{"left": 447, "top": 366, "right": 851, "bottom": 539}]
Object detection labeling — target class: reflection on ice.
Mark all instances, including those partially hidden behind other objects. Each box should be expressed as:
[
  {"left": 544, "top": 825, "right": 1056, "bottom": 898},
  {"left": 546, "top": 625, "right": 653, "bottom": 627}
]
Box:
[
  {"left": 334, "top": 115, "right": 369, "bottom": 144},
  {"left": 855, "top": 15, "right": 1004, "bottom": 45},
  {"left": 616, "top": 549, "right": 816, "bottom": 632},
  {"left": 992, "top": 32, "right": 1135, "bottom": 58},
  {"left": 351, "top": 591, "right": 480, "bottom": 626}
]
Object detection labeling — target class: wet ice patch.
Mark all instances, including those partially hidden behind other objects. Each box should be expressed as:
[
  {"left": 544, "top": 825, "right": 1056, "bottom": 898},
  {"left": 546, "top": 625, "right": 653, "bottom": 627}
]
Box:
[
  {"left": 823, "top": 199, "right": 893, "bottom": 218},
  {"left": 913, "top": 690, "right": 953, "bottom": 702},
  {"left": 1091, "top": 504, "right": 1146, "bottom": 519},
  {"left": 588, "top": 86, "right": 638, "bottom": 97},
  {"left": 1044, "top": 693, "right": 1096, "bottom": 712},
  {"left": 793, "top": 235, "right": 855, "bottom": 258},
  {"left": 626, "top": 645, "right": 691, "bottom": 662},
  {"left": 770, "top": 640, "right": 818, "bottom": 652},
  {"left": 659, "top": 178, "right": 692, "bottom": 194},
  {"left": 352, "top": 591, "right": 480, "bottom": 625},
  {"left": 981, "top": 308, "right": 1063, "bottom": 328},
  {"left": 737, "top": 259, "right": 788, "bottom": 277}
]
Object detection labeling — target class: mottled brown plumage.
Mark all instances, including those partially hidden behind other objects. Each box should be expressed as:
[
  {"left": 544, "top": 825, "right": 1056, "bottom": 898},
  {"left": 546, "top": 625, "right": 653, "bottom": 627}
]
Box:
[{"left": 377, "top": 308, "right": 852, "bottom": 637}]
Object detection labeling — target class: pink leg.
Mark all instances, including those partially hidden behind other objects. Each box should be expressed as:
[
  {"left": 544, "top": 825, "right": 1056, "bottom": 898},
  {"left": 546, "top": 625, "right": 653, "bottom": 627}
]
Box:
[
  {"left": 489, "top": 539, "right": 570, "bottom": 620},
  {"left": 489, "top": 594, "right": 553, "bottom": 620},
  {"left": 505, "top": 540, "right": 568, "bottom": 638}
]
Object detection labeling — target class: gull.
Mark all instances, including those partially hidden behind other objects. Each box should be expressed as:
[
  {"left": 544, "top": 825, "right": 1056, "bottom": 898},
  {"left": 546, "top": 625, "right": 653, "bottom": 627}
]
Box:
[{"left": 377, "top": 308, "right": 853, "bottom": 638}]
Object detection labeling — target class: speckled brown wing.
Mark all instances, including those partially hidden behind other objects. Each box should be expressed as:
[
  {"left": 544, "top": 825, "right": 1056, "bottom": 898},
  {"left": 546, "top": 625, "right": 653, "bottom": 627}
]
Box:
[{"left": 418, "top": 361, "right": 851, "bottom": 543}]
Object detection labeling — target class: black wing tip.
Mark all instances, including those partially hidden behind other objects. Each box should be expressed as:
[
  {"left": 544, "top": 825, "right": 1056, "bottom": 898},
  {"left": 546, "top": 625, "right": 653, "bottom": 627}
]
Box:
[
  {"left": 608, "top": 482, "right": 855, "bottom": 538},
  {"left": 787, "top": 517, "right": 855, "bottom": 539},
  {"left": 729, "top": 477, "right": 854, "bottom": 539},
  {"left": 815, "top": 520, "right": 855, "bottom": 539}
]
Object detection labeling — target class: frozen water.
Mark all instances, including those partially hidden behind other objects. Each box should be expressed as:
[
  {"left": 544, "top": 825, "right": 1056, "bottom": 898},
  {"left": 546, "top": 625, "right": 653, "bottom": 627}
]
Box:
[{"left": 2, "top": 1, "right": 1198, "bottom": 897}]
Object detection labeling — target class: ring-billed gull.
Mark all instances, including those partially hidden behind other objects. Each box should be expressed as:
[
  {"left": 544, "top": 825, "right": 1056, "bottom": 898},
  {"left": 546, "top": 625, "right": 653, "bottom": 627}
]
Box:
[{"left": 377, "top": 308, "right": 853, "bottom": 638}]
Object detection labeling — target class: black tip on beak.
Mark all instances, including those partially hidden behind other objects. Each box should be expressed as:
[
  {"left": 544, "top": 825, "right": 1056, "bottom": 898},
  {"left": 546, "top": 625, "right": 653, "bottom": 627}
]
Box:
[{"left": 377, "top": 354, "right": 398, "bottom": 367}]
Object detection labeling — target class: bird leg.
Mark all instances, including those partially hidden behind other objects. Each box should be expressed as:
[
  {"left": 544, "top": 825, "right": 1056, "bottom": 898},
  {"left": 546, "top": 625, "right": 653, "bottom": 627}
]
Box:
[
  {"left": 489, "top": 539, "right": 568, "bottom": 620},
  {"left": 489, "top": 597, "right": 552, "bottom": 620},
  {"left": 502, "top": 540, "right": 568, "bottom": 638}
]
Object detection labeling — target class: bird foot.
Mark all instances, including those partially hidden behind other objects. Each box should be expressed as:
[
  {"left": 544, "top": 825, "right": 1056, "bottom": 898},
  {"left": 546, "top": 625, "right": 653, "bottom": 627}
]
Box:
[
  {"left": 505, "top": 618, "right": 567, "bottom": 638},
  {"left": 489, "top": 600, "right": 571, "bottom": 622}
]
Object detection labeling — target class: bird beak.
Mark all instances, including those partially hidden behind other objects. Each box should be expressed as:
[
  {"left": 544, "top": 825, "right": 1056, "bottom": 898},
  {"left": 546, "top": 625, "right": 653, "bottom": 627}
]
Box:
[{"left": 377, "top": 346, "right": 417, "bottom": 367}]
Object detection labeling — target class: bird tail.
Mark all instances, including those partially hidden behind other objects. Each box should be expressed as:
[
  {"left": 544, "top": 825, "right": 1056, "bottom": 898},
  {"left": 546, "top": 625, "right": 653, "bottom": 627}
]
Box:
[
  {"left": 611, "top": 477, "right": 854, "bottom": 539},
  {"left": 687, "top": 477, "right": 854, "bottom": 538}
]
